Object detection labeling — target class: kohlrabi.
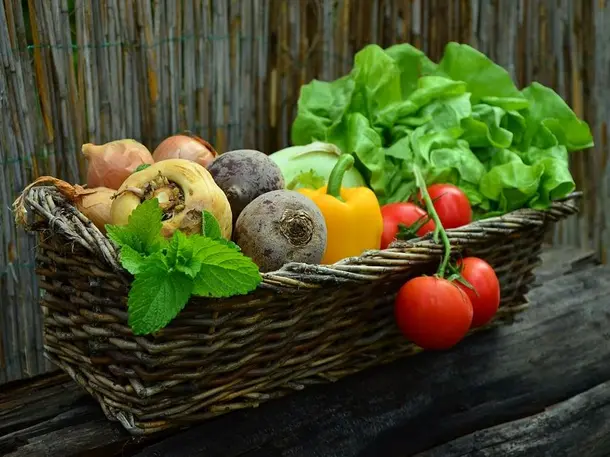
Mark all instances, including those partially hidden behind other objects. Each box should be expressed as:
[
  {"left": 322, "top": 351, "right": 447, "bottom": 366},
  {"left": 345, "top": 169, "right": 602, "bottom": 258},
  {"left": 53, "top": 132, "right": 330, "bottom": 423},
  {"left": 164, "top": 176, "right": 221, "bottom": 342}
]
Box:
[{"left": 268, "top": 142, "right": 366, "bottom": 190}]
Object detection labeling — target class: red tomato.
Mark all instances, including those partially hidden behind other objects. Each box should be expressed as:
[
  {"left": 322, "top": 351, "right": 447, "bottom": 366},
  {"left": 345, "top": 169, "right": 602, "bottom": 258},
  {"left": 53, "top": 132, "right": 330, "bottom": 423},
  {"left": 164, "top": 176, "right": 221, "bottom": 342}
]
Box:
[
  {"left": 394, "top": 276, "right": 473, "bottom": 350},
  {"left": 417, "top": 184, "right": 472, "bottom": 229},
  {"left": 380, "top": 202, "right": 436, "bottom": 249},
  {"left": 455, "top": 257, "right": 501, "bottom": 328}
]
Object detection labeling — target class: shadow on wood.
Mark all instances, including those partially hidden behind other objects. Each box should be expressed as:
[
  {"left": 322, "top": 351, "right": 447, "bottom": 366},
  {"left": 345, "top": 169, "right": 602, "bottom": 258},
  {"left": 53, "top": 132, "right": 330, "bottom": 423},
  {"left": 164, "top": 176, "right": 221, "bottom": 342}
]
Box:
[{"left": 416, "top": 380, "right": 610, "bottom": 457}]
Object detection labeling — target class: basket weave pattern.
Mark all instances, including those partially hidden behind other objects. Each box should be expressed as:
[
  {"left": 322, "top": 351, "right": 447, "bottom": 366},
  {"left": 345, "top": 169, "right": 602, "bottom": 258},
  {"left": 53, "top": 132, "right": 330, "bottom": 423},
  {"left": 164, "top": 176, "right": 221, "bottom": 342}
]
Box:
[{"left": 18, "top": 186, "right": 580, "bottom": 435}]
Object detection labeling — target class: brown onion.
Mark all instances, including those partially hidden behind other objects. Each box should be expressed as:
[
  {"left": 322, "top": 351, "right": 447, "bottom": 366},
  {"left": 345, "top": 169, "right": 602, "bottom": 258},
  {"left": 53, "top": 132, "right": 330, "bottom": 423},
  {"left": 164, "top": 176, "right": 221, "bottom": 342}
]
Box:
[
  {"left": 12, "top": 176, "right": 114, "bottom": 233},
  {"left": 82, "top": 139, "right": 154, "bottom": 190},
  {"left": 152, "top": 133, "right": 218, "bottom": 168},
  {"left": 74, "top": 187, "right": 115, "bottom": 233}
]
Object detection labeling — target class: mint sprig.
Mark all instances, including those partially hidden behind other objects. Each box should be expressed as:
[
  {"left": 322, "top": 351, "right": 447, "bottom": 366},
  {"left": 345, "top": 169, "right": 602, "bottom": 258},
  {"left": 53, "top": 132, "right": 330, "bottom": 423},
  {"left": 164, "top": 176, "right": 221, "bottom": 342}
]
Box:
[
  {"left": 202, "top": 209, "right": 222, "bottom": 239},
  {"left": 106, "top": 199, "right": 167, "bottom": 255},
  {"left": 127, "top": 258, "right": 194, "bottom": 334},
  {"left": 202, "top": 209, "right": 241, "bottom": 251},
  {"left": 105, "top": 201, "right": 262, "bottom": 335}
]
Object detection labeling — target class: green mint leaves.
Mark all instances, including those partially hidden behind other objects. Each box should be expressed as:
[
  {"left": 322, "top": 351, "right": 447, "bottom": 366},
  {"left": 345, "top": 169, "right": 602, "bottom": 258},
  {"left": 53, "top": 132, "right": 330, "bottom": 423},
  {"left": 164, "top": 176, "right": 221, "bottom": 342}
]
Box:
[
  {"left": 127, "top": 258, "right": 194, "bottom": 335},
  {"left": 105, "top": 200, "right": 262, "bottom": 335},
  {"left": 202, "top": 209, "right": 241, "bottom": 251},
  {"left": 202, "top": 209, "right": 222, "bottom": 239},
  {"left": 188, "top": 237, "right": 261, "bottom": 297},
  {"left": 105, "top": 199, "right": 168, "bottom": 275}
]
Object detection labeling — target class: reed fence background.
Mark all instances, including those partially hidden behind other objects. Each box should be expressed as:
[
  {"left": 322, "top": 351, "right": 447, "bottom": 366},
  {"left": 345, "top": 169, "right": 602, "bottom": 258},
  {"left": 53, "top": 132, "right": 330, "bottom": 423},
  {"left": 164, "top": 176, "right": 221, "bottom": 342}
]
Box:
[{"left": 1, "top": 0, "right": 608, "bottom": 385}]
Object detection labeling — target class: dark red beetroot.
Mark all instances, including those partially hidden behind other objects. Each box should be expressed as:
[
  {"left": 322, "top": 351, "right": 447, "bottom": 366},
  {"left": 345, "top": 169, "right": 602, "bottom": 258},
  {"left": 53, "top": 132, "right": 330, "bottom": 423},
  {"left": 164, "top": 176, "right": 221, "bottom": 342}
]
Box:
[{"left": 207, "top": 149, "right": 285, "bottom": 225}]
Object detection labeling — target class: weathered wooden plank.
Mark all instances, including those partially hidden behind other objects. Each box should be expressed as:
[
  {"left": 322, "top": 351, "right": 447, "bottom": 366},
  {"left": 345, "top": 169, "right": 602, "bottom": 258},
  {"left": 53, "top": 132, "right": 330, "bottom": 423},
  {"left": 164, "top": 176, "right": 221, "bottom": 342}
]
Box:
[
  {"left": 0, "top": 374, "right": 82, "bottom": 437},
  {"left": 1, "top": 415, "right": 147, "bottom": 457},
  {"left": 415, "top": 379, "right": 610, "bottom": 457},
  {"left": 1, "top": 255, "right": 607, "bottom": 457},
  {"left": 533, "top": 244, "right": 597, "bottom": 285},
  {"left": 0, "top": 373, "right": 156, "bottom": 457}
]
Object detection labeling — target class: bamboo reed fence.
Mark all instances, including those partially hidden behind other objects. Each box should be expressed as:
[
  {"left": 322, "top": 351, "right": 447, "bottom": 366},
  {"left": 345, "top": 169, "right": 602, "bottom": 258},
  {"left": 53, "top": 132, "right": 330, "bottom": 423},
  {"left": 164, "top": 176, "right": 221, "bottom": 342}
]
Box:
[{"left": 1, "top": 0, "right": 608, "bottom": 385}]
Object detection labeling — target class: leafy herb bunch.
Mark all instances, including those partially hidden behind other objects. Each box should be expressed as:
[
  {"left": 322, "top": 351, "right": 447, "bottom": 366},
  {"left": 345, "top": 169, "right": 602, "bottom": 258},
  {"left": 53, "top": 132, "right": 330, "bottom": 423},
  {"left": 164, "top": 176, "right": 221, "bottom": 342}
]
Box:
[{"left": 105, "top": 199, "right": 262, "bottom": 335}]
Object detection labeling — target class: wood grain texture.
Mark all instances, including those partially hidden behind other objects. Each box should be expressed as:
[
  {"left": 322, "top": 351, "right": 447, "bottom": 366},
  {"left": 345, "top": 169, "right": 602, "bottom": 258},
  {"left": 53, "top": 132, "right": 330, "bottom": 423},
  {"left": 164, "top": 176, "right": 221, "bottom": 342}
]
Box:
[
  {"left": 415, "top": 380, "right": 610, "bottom": 457},
  {"left": 0, "top": 248, "right": 607, "bottom": 457},
  {"left": 0, "top": 0, "right": 608, "bottom": 387}
]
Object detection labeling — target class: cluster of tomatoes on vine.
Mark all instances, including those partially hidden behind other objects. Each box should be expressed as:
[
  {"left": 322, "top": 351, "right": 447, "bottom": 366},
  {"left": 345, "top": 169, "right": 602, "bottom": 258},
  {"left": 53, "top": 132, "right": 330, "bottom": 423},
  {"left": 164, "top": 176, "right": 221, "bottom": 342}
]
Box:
[{"left": 380, "top": 180, "right": 501, "bottom": 351}]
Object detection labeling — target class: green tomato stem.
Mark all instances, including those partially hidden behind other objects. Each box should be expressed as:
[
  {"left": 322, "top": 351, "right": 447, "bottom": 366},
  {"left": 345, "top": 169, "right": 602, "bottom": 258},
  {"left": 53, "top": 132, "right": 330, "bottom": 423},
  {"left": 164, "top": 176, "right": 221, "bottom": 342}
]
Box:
[
  {"left": 326, "top": 154, "right": 355, "bottom": 199},
  {"left": 412, "top": 165, "right": 451, "bottom": 278}
]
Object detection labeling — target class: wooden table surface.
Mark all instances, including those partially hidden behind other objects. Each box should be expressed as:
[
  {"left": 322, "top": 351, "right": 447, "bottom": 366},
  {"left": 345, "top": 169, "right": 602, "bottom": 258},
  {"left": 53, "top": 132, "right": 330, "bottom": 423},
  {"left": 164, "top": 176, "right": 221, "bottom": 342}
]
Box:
[{"left": 1, "top": 246, "right": 609, "bottom": 457}]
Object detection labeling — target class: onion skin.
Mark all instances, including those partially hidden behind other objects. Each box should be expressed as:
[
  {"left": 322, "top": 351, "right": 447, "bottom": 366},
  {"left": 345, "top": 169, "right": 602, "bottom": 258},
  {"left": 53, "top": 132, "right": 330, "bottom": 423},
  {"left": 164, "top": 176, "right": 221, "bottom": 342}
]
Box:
[
  {"left": 152, "top": 134, "right": 218, "bottom": 168},
  {"left": 82, "top": 139, "right": 154, "bottom": 190},
  {"left": 75, "top": 187, "right": 115, "bottom": 233},
  {"left": 12, "top": 176, "right": 113, "bottom": 233},
  {"left": 111, "top": 159, "right": 232, "bottom": 239}
]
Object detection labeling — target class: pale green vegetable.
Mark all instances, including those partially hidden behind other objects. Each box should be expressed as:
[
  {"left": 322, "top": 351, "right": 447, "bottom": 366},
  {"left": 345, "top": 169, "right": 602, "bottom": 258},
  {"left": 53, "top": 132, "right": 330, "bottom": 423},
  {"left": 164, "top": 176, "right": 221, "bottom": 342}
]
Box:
[{"left": 268, "top": 141, "right": 367, "bottom": 190}]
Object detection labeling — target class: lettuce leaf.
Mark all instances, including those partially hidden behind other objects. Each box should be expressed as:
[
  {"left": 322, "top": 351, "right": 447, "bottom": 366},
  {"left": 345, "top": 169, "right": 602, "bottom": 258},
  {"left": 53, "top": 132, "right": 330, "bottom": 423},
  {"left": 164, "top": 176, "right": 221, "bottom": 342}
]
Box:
[
  {"left": 520, "top": 82, "right": 594, "bottom": 152},
  {"left": 290, "top": 41, "right": 593, "bottom": 217},
  {"left": 436, "top": 42, "right": 529, "bottom": 109},
  {"left": 291, "top": 75, "right": 355, "bottom": 145}
]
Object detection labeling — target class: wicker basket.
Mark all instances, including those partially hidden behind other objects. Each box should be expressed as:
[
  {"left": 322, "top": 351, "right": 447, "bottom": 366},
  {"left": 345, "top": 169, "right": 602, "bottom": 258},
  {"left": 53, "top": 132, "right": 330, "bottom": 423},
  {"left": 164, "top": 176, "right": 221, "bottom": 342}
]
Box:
[{"left": 14, "top": 184, "right": 580, "bottom": 435}]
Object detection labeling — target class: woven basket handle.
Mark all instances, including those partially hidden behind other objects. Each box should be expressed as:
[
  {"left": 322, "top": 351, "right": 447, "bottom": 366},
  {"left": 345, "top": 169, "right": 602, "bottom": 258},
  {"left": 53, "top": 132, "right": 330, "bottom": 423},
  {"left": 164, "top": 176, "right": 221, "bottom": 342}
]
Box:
[{"left": 14, "top": 180, "right": 125, "bottom": 273}]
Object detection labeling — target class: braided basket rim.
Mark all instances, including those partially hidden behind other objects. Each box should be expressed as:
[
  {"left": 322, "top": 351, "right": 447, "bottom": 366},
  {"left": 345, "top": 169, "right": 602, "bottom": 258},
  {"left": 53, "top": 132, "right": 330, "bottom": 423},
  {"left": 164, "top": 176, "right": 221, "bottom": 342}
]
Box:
[{"left": 14, "top": 184, "right": 582, "bottom": 293}]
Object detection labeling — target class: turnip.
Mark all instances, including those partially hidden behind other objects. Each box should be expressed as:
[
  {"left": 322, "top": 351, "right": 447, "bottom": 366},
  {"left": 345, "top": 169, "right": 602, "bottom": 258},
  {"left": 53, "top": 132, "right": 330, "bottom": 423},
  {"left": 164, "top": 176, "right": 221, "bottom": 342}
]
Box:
[
  {"left": 233, "top": 190, "right": 327, "bottom": 272},
  {"left": 111, "top": 159, "right": 232, "bottom": 239},
  {"left": 207, "top": 149, "right": 285, "bottom": 224},
  {"left": 268, "top": 142, "right": 366, "bottom": 190}
]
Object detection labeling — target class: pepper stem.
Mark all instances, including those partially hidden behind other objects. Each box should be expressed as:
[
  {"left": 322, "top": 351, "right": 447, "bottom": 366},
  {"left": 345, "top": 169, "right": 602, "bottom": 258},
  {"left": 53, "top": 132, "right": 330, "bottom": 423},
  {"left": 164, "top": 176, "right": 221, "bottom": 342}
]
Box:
[
  {"left": 412, "top": 165, "right": 452, "bottom": 278},
  {"left": 326, "top": 154, "right": 355, "bottom": 199}
]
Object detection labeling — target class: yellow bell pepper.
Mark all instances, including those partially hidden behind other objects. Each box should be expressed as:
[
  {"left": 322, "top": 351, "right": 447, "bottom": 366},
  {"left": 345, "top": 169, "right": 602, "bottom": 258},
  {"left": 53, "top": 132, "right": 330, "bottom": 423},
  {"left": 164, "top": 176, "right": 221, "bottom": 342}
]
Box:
[{"left": 297, "top": 154, "right": 383, "bottom": 265}]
